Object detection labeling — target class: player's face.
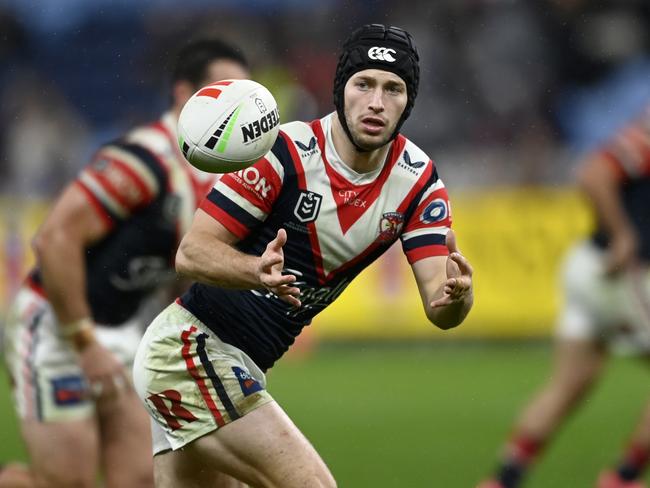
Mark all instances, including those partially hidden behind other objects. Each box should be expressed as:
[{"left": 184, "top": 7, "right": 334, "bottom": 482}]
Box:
[
  {"left": 200, "top": 59, "right": 250, "bottom": 87},
  {"left": 343, "top": 69, "right": 408, "bottom": 151}
]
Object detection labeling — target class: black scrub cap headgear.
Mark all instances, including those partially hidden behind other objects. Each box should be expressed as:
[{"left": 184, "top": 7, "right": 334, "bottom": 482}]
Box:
[{"left": 333, "top": 24, "right": 420, "bottom": 150}]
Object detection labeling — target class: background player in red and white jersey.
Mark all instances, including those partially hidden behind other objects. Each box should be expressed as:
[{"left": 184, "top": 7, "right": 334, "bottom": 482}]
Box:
[
  {"left": 133, "top": 24, "right": 474, "bottom": 487},
  {"left": 479, "top": 107, "right": 650, "bottom": 488},
  {"left": 0, "top": 39, "right": 249, "bottom": 488}
]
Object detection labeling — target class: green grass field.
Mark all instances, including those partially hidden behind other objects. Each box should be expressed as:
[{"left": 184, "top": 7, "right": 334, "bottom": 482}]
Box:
[{"left": 1, "top": 342, "right": 647, "bottom": 487}]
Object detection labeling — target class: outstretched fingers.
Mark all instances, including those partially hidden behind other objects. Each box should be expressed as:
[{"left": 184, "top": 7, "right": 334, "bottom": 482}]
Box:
[
  {"left": 445, "top": 229, "right": 459, "bottom": 254},
  {"left": 268, "top": 228, "right": 288, "bottom": 252},
  {"left": 430, "top": 278, "right": 470, "bottom": 308},
  {"left": 450, "top": 252, "right": 473, "bottom": 277}
]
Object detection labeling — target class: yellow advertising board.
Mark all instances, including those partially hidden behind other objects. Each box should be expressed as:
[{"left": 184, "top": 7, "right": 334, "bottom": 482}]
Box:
[
  {"left": 0, "top": 188, "right": 593, "bottom": 339},
  {"left": 310, "top": 187, "right": 593, "bottom": 339}
]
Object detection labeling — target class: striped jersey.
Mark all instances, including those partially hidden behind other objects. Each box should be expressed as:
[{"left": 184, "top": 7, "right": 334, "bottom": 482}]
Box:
[
  {"left": 595, "top": 106, "right": 650, "bottom": 259},
  {"left": 30, "top": 112, "right": 215, "bottom": 325},
  {"left": 181, "top": 113, "right": 452, "bottom": 370}
]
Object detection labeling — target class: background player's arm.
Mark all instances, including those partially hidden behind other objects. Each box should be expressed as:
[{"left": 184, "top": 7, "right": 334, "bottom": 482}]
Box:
[
  {"left": 32, "top": 183, "right": 110, "bottom": 328},
  {"left": 33, "top": 182, "right": 129, "bottom": 397},
  {"left": 176, "top": 209, "right": 301, "bottom": 306},
  {"left": 410, "top": 230, "right": 473, "bottom": 330},
  {"left": 577, "top": 152, "right": 638, "bottom": 272}
]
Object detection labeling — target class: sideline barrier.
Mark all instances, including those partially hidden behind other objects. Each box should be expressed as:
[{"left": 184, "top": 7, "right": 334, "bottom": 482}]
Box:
[
  {"left": 0, "top": 188, "right": 592, "bottom": 338},
  {"left": 312, "top": 187, "right": 592, "bottom": 339}
]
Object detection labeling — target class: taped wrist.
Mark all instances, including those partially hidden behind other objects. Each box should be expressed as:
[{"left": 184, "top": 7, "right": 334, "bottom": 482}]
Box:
[{"left": 60, "top": 317, "right": 96, "bottom": 351}]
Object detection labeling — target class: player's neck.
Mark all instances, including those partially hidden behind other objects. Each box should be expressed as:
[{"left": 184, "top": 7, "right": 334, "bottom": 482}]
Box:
[{"left": 331, "top": 116, "right": 391, "bottom": 174}]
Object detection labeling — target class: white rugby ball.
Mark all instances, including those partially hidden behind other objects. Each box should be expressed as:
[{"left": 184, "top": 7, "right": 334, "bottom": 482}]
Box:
[{"left": 178, "top": 79, "right": 280, "bottom": 173}]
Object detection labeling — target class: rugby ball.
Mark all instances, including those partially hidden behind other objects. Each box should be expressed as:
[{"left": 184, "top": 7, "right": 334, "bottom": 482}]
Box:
[{"left": 178, "top": 79, "right": 280, "bottom": 173}]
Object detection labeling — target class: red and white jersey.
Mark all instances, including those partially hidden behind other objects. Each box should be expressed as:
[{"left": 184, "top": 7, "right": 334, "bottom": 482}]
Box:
[
  {"left": 593, "top": 105, "right": 650, "bottom": 259},
  {"left": 181, "top": 113, "right": 452, "bottom": 370},
  {"left": 30, "top": 112, "right": 217, "bottom": 325}
]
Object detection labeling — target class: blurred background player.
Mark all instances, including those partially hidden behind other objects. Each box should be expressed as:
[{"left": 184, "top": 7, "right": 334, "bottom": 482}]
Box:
[
  {"left": 133, "top": 23, "right": 474, "bottom": 487},
  {"left": 0, "top": 39, "right": 249, "bottom": 488},
  {"left": 478, "top": 105, "right": 650, "bottom": 488}
]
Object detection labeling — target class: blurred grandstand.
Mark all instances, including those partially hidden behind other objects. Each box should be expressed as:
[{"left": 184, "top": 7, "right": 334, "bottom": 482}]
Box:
[
  {"left": 1, "top": 1, "right": 650, "bottom": 486},
  {"left": 3, "top": 0, "right": 650, "bottom": 335}
]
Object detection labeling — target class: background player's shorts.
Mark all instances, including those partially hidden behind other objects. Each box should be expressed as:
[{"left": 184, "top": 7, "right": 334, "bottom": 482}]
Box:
[
  {"left": 133, "top": 301, "right": 273, "bottom": 455},
  {"left": 556, "top": 240, "right": 650, "bottom": 353},
  {"left": 2, "top": 286, "right": 144, "bottom": 422}
]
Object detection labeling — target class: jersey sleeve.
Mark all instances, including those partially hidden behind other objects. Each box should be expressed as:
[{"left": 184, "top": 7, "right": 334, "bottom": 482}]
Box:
[
  {"left": 76, "top": 143, "right": 164, "bottom": 226},
  {"left": 199, "top": 149, "right": 284, "bottom": 239},
  {"left": 400, "top": 176, "right": 452, "bottom": 264},
  {"left": 601, "top": 113, "right": 650, "bottom": 182}
]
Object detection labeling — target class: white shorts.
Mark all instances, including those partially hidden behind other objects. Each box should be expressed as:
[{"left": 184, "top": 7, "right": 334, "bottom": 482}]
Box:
[
  {"left": 2, "top": 286, "right": 144, "bottom": 422},
  {"left": 133, "top": 301, "right": 273, "bottom": 455},
  {"left": 556, "top": 241, "right": 650, "bottom": 352}
]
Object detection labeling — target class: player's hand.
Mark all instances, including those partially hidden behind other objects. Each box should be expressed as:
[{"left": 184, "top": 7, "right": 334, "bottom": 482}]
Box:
[
  {"left": 605, "top": 228, "right": 639, "bottom": 275},
  {"left": 258, "top": 228, "right": 301, "bottom": 307},
  {"left": 78, "top": 341, "right": 129, "bottom": 402},
  {"left": 431, "top": 230, "right": 473, "bottom": 308}
]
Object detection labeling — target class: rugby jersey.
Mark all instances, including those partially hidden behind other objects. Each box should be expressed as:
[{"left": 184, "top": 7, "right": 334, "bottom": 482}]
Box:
[
  {"left": 181, "top": 113, "right": 452, "bottom": 370},
  {"left": 594, "top": 106, "right": 650, "bottom": 259},
  {"left": 30, "top": 112, "right": 215, "bottom": 325}
]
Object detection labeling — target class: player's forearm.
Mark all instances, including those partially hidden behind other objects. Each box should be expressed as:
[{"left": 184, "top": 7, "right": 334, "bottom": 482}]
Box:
[
  {"left": 426, "top": 292, "right": 473, "bottom": 330},
  {"left": 33, "top": 229, "right": 91, "bottom": 325},
  {"left": 176, "top": 231, "right": 261, "bottom": 289},
  {"left": 578, "top": 156, "right": 635, "bottom": 238}
]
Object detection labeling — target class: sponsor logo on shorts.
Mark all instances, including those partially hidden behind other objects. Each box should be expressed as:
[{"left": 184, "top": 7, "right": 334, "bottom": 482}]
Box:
[
  {"left": 51, "top": 375, "right": 86, "bottom": 406},
  {"left": 147, "top": 389, "right": 198, "bottom": 431},
  {"left": 232, "top": 367, "right": 263, "bottom": 396}
]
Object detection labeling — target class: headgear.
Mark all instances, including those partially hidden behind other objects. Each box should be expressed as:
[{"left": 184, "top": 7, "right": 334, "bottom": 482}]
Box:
[{"left": 333, "top": 24, "right": 420, "bottom": 150}]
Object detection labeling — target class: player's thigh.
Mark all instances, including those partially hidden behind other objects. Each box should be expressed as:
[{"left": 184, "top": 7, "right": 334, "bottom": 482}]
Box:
[
  {"left": 0, "top": 463, "right": 35, "bottom": 488},
  {"left": 98, "top": 388, "right": 154, "bottom": 488},
  {"left": 157, "top": 401, "right": 335, "bottom": 488},
  {"left": 134, "top": 305, "right": 334, "bottom": 487},
  {"left": 21, "top": 418, "right": 99, "bottom": 488},
  {"left": 550, "top": 339, "right": 606, "bottom": 392},
  {"left": 5, "top": 289, "right": 99, "bottom": 486}
]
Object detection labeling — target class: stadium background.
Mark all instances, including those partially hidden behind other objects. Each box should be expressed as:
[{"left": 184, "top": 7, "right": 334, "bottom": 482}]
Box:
[{"left": 1, "top": 1, "right": 649, "bottom": 486}]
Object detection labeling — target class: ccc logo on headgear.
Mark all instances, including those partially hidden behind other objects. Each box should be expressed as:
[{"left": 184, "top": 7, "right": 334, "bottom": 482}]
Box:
[{"left": 368, "top": 47, "right": 397, "bottom": 62}]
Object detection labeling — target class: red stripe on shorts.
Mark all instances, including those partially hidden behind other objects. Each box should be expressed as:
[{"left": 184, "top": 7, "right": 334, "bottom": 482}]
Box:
[{"left": 180, "top": 326, "right": 226, "bottom": 427}]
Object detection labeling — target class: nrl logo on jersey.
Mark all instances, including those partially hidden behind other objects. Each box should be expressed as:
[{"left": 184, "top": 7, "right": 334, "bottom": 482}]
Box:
[
  {"left": 378, "top": 212, "right": 405, "bottom": 242},
  {"left": 294, "top": 137, "right": 319, "bottom": 158},
  {"left": 294, "top": 190, "right": 322, "bottom": 223}
]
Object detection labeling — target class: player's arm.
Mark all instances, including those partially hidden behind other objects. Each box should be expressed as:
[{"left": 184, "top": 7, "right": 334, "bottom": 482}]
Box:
[
  {"left": 176, "top": 209, "right": 301, "bottom": 306},
  {"left": 410, "top": 230, "right": 474, "bottom": 330},
  {"left": 32, "top": 183, "right": 109, "bottom": 343},
  {"left": 577, "top": 151, "right": 638, "bottom": 273}
]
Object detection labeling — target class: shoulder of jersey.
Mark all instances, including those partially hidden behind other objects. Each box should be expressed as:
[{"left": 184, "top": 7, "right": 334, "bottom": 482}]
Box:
[
  {"left": 278, "top": 121, "right": 315, "bottom": 144},
  {"left": 395, "top": 137, "right": 435, "bottom": 179},
  {"left": 124, "top": 124, "right": 175, "bottom": 159},
  {"left": 272, "top": 121, "right": 319, "bottom": 164}
]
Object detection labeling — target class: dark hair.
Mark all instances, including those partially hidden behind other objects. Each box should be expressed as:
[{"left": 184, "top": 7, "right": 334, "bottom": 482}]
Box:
[{"left": 172, "top": 38, "right": 248, "bottom": 86}]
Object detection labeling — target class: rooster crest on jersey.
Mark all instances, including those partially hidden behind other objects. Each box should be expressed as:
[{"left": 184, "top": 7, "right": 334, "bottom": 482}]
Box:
[{"left": 378, "top": 212, "right": 405, "bottom": 242}]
